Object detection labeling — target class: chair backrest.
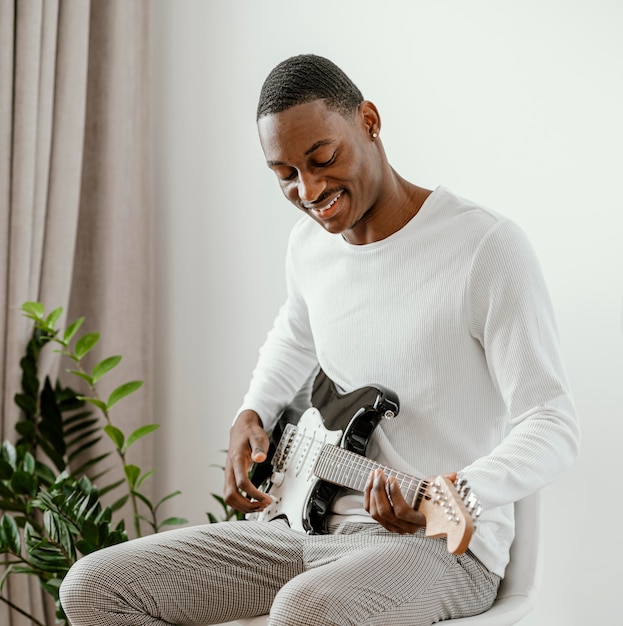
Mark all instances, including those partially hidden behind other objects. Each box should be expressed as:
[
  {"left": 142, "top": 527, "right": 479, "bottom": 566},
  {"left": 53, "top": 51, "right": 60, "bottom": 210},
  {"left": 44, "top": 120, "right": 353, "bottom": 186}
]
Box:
[{"left": 497, "top": 490, "right": 543, "bottom": 604}]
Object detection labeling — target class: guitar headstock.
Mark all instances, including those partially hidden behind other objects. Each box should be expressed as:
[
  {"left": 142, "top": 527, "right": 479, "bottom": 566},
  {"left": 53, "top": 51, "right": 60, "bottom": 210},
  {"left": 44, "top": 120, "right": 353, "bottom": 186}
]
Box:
[{"left": 419, "top": 475, "right": 482, "bottom": 555}]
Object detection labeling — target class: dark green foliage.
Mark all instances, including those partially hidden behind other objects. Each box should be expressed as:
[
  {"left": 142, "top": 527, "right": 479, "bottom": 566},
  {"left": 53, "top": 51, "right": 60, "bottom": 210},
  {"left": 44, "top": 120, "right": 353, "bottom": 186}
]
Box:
[{"left": 0, "top": 303, "right": 188, "bottom": 625}]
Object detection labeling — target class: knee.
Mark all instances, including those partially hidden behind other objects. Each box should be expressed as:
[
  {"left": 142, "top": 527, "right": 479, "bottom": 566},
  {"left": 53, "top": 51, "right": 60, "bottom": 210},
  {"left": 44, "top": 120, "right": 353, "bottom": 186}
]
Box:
[
  {"left": 60, "top": 555, "right": 93, "bottom": 620},
  {"left": 270, "top": 580, "right": 338, "bottom": 626},
  {"left": 60, "top": 552, "right": 112, "bottom": 623}
]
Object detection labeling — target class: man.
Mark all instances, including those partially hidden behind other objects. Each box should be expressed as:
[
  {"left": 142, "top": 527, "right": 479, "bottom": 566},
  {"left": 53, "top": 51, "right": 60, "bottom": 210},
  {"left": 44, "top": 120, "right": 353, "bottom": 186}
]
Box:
[{"left": 61, "top": 54, "right": 580, "bottom": 626}]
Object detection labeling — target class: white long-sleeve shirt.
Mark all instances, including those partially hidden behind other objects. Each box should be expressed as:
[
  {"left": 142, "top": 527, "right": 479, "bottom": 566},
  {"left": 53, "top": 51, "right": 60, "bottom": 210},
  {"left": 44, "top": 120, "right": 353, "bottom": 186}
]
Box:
[{"left": 239, "top": 186, "right": 580, "bottom": 577}]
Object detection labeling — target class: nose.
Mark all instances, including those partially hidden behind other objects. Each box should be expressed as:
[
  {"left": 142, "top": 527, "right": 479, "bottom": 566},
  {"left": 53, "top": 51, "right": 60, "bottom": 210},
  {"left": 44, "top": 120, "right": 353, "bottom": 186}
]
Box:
[{"left": 297, "top": 171, "right": 326, "bottom": 204}]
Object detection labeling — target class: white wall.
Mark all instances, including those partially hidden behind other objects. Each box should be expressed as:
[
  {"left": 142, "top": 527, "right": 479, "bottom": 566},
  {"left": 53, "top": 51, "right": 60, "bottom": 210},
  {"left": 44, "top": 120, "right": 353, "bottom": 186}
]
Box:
[{"left": 150, "top": 1, "right": 622, "bottom": 623}]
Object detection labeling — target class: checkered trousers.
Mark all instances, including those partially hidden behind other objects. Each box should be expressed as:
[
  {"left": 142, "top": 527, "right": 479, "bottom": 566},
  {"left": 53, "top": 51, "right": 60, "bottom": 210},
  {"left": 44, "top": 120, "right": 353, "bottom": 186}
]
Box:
[{"left": 60, "top": 518, "right": 499, "bottom": 625}]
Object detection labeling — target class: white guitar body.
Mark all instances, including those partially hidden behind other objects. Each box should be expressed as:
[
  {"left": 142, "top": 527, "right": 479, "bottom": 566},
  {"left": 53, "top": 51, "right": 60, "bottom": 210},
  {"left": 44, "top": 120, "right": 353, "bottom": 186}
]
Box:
[
  {"left": 250, "top": 407, "right": 343, "bottom": 532},
  {"left": 246, "top": 371, "right": 480, "bottom": 554}
]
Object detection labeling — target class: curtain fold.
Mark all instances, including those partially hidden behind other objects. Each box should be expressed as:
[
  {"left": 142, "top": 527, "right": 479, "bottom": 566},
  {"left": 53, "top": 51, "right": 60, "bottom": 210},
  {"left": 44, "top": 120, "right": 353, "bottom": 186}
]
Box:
[{"left": 0, "top": 1, "right": 153, "bottom": 623}]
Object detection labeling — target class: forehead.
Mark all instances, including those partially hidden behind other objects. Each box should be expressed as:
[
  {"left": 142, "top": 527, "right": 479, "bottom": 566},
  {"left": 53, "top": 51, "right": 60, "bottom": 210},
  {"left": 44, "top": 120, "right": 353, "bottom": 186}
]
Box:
[{"left": 257, "top": 100, "right": 356, "bottom": 161}]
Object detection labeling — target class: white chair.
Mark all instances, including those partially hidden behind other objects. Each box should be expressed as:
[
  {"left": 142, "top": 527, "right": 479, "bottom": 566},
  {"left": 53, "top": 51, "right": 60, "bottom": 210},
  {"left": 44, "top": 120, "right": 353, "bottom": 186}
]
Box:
[{"left": 227, "top": 492, "right": 542, "bottom": 626}]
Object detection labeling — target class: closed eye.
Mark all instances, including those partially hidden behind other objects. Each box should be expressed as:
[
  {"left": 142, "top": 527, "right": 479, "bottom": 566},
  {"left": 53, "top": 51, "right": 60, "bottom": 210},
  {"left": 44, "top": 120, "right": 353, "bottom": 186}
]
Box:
[{"left": 313, "top": 152, "right": 336, "bottom": 168}]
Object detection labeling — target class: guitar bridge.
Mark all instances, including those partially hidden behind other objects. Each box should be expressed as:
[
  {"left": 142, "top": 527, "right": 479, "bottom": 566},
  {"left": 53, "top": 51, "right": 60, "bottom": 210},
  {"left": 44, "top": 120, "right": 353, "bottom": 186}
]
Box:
[{"left": 272, "top": 423, "right": 298, "bottom": 471}]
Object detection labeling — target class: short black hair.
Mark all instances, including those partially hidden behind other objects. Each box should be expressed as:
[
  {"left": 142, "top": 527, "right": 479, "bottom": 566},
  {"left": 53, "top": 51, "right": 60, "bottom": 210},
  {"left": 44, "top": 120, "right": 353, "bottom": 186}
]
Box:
[{"left": 257, "top": 54, "right": 364, "bottom": 121}]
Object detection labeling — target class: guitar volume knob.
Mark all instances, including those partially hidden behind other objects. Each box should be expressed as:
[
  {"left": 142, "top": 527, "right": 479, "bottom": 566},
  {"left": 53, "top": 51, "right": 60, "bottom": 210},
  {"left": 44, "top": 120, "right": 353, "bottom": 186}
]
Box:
[{"left": 271, "top": 471, "right": 285, "bottom": 487}]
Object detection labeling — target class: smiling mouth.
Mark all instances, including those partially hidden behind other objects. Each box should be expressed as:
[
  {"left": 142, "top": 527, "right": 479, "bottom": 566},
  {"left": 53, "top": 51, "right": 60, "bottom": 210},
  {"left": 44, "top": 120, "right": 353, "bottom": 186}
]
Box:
[{"left": 307, "top": 192, "right": 343, "bottom": 218}]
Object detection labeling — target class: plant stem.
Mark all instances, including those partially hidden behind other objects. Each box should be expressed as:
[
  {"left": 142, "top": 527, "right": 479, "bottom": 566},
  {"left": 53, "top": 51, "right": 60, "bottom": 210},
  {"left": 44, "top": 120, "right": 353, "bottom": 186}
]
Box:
[
  {"left": 70, "top": 357, "right": 142, "bottom": 538},
  {"left": 0, "top": 595, "right": 46, "bottom": 626}
]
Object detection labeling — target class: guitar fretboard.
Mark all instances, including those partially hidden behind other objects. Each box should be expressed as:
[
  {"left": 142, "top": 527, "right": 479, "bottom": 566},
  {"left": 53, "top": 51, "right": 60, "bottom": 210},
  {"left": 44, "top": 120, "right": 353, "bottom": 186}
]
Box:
[{"left": 313, "top": 444, "right": 428, "bottom": 509}]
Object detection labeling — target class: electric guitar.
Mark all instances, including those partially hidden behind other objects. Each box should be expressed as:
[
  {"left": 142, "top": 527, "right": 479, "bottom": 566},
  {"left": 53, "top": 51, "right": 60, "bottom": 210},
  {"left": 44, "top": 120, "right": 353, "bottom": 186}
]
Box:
[{"left": 249, "top": 370, "right": 482, "bottom": 555}]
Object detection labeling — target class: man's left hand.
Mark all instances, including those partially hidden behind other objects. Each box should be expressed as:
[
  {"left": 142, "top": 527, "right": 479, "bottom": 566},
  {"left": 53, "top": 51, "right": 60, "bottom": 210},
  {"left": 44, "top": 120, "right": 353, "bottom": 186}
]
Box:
[{"left": 364, "top": 468, "right": 426, "bottom": 534}]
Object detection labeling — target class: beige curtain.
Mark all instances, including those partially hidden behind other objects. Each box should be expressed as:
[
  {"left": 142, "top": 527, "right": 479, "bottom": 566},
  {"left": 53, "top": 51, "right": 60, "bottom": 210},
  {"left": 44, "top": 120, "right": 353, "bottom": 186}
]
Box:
[{"left": 0, "top": 1, "right": 153, "bottom": 624}]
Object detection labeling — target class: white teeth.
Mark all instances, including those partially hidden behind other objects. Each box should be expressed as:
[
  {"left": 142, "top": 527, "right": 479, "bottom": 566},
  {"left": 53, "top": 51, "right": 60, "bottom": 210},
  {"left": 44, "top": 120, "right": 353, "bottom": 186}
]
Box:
[{"left": 320, "top": 193, "right": 341, "bottom": 211}]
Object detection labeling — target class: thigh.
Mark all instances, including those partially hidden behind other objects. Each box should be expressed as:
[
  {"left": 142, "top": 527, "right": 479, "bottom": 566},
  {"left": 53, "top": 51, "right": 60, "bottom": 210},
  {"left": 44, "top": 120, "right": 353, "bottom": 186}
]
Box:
[
  {"left": 268, "top": 525, "right": 499, "bottom": 626},
  {"left": 61, "top": 519, "right": 304, "bottom": 626}
]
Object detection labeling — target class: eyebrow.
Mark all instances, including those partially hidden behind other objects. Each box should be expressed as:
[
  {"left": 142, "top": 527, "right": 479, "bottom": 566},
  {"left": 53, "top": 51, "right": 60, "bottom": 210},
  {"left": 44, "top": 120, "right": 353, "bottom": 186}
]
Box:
[{"left": 266, "top": 139, "right": 335, "bottom": 167}]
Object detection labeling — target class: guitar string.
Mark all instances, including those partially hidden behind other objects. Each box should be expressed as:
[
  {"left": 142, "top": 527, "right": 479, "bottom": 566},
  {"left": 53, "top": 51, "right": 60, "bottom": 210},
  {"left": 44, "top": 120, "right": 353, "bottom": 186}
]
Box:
[
  {"left": 289, "top": 432, "right": 468, "bottom": 507},
  {"left": 282, "top": 433, "right": 475, "bottom": 521},
  {"left": 315, "top": 445, "right": 432, "bottom": 501}
]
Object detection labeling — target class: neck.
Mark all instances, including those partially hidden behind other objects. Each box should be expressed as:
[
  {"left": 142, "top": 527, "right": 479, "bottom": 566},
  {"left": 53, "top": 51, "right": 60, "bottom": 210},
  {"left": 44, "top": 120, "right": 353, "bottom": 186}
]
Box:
[{"left": 344, "top": 172, "right": 431, "bottom": 245}]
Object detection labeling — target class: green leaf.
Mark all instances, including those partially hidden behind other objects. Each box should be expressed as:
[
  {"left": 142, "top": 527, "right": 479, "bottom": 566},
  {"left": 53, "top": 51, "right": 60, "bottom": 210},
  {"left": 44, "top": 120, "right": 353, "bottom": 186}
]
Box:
[
  {"left": 63, "top": 410, "right": 96, "bottom": 428},
  {"left": 0, "top": 499, "right": 27, "bottom": 514},
  {"left": 103, "top": 425, "right": 125, "bottom": 450},
  {"left": 92, "top": 356, "right": 122, "bottom": 383},
  {"left": 9, "top": 565, "right": 40, "bottom": 575},
  {"left": 63, "top": 316, "right": 85, "bottom": 345},
  {"left": 107, "top": 381, "right": 143, "bottom": 408},
  {"left": 67, "top": 436, "right": 102, "bottom": 463},
  {"left": 110, "top": 494, "right": 129, "bottom": 513},
  {"left": 77, "top": 396, "right": 108, "bottom": 412},
  {"left": 102, "top": 529, "right": 127, "bottom": 549},
  {"left": 45, "top": 307, "right": 63, "bottom": 329},
  {"left": 1, "top": 514, "right": 21, "bottom": 554},
  {"left": 0, "top": 563, "right": 15, "bottom": 592},
  {"left": 0, "top": 457, "right": 14, "bottom": 480},
  {"left": 10, "top": 470, "right": 38, "bottom": 496},
  {"left": 136, "top": 515, "right": 156, "bottom": 533},
  {"left": 80, "top": 520, "right": 99, "bottom": 548},
  {"left": 43, "top": 576, "right": 63, "bottom": 590},
  {"left": 26, "top": 541, "right": 69, "bottom": 571},
  {"left": 94, "top": 506, "right": 113, "bottom": 526},
  {"left": 157, "top": 517, "right": 188, "bottom": 528},
  {"left": 63, "top": 412, "right": 99, "bottom": 438},
  {"left": 135, "top": 469, "right": 156, "bottom": 489},
  {"left": 14, "top": 419, "right": 36, "bottom": 438},
  {"left": 211, "top": 494, "right": 227, "bottom": 508},
  {"left": 154, "top": 490, "right": 182, "bottom": 511},
  {"left": 98, "top": 478, "right": 125, "bottom": 497},
  {"left": 132, "top": 490, "right": 154, "bottom": 512},
  {"left": 75, "top": 539, "right": 98, "bottom": 556},
  {"left": 72, "top": 452, "right": 111, "bottom": 476},
  {"left": 14, "top": 393, "right": 37, "bottom": 415},
  {"left": 21, "top": 451, "right": 36, "bottom": 474},
  {"left": 35, "top": 461, "right": 57, "bottom": 487},
  {"left": 21, "top": 301, "right": 44, "bottom": 320},
  {"left": 74, "top": 332, "right": 100, "bottom": 360},
  {"left": 67, "top": 369, "right": 94, "bottom": 385},
  {"left": 54, "top": 349, "right": 79, "bottom": 363},
  {"left": 1, "top": 441, "right": 17, "bottom": 469},
  {"left": 124, "top": 464, "right": 140, "bottom": 489},
  {"left": 125, "top": 424, "right": 159, "bottom": 450},
  {"left": 40, "top": 576, "right": 64, "bottom": 597},
  {"left": 66, "top": 425, "right": 101, "bottom": 448}
]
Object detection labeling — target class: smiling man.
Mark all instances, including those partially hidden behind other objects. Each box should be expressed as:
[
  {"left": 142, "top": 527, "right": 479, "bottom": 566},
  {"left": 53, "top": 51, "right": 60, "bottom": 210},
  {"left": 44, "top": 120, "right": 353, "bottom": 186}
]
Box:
[
  {"left": 61, "top": 54, "right": 580, "bottom": 626},
  {"left": 257, "top": 96, "right": 428, "bottom": 245}
]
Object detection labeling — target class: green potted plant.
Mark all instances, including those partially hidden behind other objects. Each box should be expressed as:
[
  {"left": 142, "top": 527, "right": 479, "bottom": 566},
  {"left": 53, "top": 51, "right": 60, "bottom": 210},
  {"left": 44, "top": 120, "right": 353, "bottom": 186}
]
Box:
[{"left": 0, "top": 302, "right": 187, "bottom": 625}]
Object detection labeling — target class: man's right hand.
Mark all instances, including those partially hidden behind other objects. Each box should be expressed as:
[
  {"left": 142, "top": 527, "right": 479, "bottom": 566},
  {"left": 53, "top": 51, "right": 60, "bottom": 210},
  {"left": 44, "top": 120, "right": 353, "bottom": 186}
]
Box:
[{"left": 223, "top": 410, "right": 272, "bottom": 514}]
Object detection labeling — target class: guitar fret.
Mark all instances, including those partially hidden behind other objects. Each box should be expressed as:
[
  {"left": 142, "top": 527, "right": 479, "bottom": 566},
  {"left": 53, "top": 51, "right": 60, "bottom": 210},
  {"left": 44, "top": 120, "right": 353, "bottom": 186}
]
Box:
[{"left": 314, "top": 445, "right": 426, "bottom": 508}]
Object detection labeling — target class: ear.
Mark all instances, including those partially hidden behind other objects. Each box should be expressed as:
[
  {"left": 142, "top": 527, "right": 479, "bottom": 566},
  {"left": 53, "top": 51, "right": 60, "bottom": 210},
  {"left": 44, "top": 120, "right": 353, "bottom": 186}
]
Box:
[{"left": 359, "top": 100, "right": 381, "bottom": 137}]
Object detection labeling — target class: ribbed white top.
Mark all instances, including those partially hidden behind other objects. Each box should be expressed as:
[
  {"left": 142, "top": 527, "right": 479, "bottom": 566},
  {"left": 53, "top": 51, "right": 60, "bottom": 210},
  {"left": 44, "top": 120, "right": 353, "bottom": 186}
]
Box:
[{"left": 239, "top": 186, "right": 580, "bottom": 576}]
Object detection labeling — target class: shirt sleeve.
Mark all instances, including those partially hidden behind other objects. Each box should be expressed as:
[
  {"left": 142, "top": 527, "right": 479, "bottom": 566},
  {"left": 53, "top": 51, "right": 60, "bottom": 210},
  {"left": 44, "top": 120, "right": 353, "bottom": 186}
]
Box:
[
  {"left": 462, "top": 219, "right": 581, "bottom": 510},
  {"left": 235, "top": 230, "right": 319, "bottom": 432}
]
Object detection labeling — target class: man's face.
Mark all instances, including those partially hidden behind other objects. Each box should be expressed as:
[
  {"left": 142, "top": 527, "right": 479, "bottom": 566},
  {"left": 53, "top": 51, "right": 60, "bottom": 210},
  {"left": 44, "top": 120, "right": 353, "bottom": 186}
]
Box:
[{"left": 258, "top": 100, "right": 383, "bottom": 244}]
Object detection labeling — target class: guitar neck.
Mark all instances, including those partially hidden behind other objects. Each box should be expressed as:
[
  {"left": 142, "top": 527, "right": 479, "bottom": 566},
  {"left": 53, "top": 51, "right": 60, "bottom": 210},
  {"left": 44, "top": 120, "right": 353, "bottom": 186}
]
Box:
[{"left": 313, "top": 444, "right": 427, "bottom": 509}]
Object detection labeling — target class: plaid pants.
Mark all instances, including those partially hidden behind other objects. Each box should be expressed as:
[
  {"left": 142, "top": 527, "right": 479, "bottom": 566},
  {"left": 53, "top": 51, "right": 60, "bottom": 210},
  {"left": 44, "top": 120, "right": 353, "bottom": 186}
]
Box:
[{"left": 60, "top": 519, "right": 499, "bottom": 626}]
